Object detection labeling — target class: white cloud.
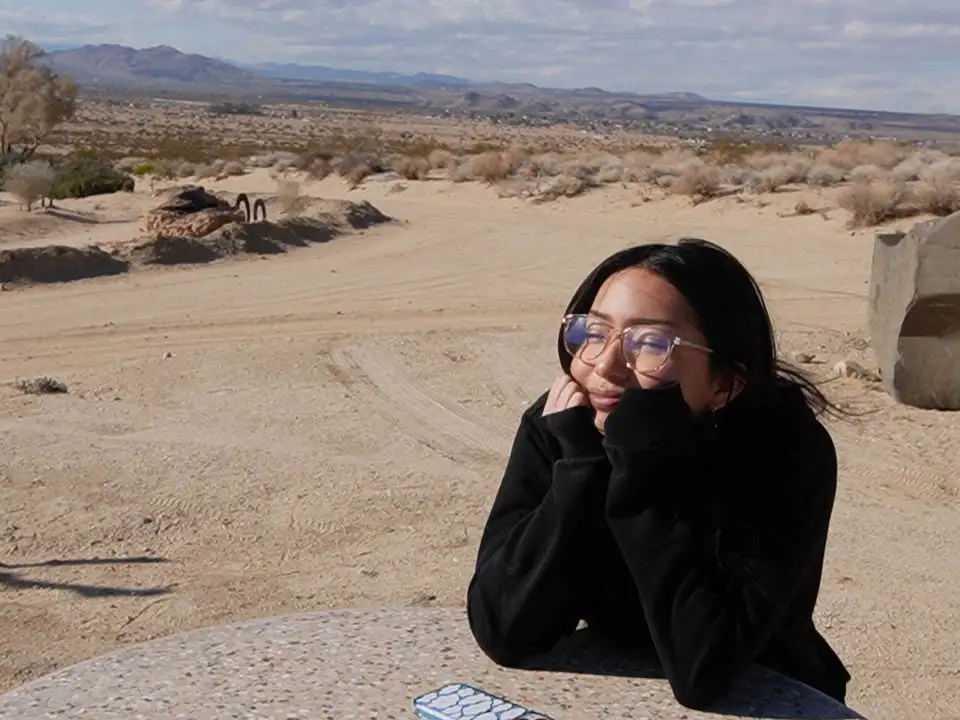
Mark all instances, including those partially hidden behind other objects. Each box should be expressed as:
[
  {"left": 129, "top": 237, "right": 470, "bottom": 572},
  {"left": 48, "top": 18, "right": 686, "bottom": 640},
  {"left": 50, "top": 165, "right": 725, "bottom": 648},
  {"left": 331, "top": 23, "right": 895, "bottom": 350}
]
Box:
[{"left": 4, "top": 0, "right": 960, "bottom": 113}]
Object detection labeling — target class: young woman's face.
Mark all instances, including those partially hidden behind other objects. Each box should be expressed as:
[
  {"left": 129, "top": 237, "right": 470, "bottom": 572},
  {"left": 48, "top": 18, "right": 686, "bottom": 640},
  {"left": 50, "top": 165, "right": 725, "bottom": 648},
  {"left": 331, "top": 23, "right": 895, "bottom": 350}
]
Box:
[{"left": 569, "top": 267, "right": 726, "bottom": 431}]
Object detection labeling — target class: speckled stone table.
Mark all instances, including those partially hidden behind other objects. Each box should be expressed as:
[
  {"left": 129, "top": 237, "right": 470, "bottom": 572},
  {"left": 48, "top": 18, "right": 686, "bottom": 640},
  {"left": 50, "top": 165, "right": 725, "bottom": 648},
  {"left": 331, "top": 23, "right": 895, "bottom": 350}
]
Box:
[{"left": 0, "top": 607, "right": 866, "bottom": 719}]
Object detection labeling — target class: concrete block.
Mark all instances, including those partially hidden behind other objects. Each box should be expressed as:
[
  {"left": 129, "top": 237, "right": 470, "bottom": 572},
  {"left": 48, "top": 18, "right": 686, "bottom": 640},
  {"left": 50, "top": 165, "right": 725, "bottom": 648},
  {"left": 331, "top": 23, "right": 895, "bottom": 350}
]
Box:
[{"left": 868, "top": 213, "right": 960, "bottom": 409}]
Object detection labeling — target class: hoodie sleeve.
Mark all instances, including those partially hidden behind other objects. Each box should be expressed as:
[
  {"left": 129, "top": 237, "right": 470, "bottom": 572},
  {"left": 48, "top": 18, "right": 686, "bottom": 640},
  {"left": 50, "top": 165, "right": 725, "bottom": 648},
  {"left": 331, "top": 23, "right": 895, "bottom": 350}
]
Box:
[
  {"left": 466, "top": 395, "right": 609, "bottom": 666},
  {"left": 600, "top": 384, "right": 839, "bottom": 709}
]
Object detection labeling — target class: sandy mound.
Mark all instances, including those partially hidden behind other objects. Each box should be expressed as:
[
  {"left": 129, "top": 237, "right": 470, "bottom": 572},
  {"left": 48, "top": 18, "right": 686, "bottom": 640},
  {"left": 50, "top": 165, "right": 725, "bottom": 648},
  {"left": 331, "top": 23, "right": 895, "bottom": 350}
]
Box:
[
  {"left": 0, "top": 187, "right": 393, "bottom": 286},
  {"left": 0, "top": 245, "right": 130, "bottom": 286}
]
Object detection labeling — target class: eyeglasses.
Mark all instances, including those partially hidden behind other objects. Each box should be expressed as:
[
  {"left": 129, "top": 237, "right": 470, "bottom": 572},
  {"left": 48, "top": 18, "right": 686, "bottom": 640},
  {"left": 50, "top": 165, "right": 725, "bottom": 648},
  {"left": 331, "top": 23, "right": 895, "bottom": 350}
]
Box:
[{"left": 561, "top": 313, "right": 712, "bottom": 374}]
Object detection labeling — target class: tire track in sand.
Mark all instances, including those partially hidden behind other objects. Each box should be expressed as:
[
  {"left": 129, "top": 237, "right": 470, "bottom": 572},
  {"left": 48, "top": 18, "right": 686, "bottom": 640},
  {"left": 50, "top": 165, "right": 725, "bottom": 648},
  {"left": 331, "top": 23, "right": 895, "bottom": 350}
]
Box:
[{"left": 328, "top": 343, "right": 511, "bottom": 464}]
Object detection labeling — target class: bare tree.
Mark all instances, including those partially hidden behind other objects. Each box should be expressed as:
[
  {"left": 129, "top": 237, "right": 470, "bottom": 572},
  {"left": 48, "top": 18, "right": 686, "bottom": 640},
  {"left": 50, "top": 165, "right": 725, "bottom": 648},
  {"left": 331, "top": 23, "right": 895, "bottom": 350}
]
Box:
[{"left": 0, "top": 35, "right": 77, "bottom": 157}]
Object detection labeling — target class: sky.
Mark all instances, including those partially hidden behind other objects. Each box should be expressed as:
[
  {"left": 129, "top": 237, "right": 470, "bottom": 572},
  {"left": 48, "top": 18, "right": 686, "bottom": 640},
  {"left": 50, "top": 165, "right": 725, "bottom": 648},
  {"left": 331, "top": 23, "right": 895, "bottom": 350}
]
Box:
[{"left": 2, "top": 0, "right": 960, "bottom": 114}]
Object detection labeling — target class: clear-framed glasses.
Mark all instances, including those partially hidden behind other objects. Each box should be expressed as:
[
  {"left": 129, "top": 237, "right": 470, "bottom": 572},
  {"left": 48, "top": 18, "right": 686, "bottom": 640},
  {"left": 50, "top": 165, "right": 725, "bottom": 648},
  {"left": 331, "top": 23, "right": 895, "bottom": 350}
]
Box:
[{"left": 561, "top": 313, "right": 712, "bottom": 374}]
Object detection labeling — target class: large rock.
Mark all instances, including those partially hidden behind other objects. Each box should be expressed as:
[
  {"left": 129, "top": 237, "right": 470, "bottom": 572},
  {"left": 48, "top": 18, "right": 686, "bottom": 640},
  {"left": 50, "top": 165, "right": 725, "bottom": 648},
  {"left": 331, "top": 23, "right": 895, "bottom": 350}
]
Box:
[
  {"left": 868, "top": 213, "right": 960, "bottom": 409},
  {"left": 142, "top": 185, "right": 244, "bottom": 238}
]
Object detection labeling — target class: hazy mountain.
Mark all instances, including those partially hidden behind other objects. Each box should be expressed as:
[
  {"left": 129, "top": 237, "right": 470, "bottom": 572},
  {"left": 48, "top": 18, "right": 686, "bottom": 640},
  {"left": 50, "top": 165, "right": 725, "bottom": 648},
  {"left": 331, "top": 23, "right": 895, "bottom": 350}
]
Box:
[
  {"left": 45, "top": 44, "right": 256, "bottom": 85},
  {"left": 244, "top": 61, "right": 475, "bottom": 87},
  {"left": 37, "top": 43, "right": 960, "bottom": 142}
]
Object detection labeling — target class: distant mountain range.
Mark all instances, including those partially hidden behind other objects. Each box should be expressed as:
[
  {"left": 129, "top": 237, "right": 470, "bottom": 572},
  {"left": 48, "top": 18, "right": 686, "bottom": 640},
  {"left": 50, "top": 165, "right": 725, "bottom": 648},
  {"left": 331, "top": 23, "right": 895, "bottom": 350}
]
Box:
[
  {"left": 39, "top": 43, "right": 960, "bottom": 143},
  {"left": 44, "top": 44, "right": 480, "bottom": 88}
]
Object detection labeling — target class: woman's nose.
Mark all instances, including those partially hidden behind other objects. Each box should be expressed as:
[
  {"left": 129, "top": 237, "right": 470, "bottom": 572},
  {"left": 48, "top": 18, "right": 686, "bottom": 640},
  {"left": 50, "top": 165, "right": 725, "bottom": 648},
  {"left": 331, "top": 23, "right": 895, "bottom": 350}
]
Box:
[{"left": 593, "top": 334, "right": 631, "bottom": 380}]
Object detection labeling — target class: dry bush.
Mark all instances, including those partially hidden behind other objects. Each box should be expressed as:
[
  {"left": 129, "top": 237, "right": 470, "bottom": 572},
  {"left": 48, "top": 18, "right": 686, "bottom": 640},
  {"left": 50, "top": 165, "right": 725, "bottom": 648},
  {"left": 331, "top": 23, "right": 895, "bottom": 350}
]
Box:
[
  {"left": 428, "top": 149, "right": 458, "bottom": 171},
  {"left": 647, "top": 147, "right": 700, "bottom": 185},
  {"left": 223, "top": 160, "right": 246, "bottom": 176},
  {"left": 275, "top": 178, "right": 310, "bottom": 216},
  {"left": 620, "top": 151, "right": 657, "bottom": 182},
  {"left": 115, "top": 156, "right": 146, "bottom": 172},
  {"left": 913, "top": 160, "right": 960, "bottom": 216},
  {"left": 337, "top": 142, "right": 387, "bottom": 188},
  {"left": 838, "top": 178, "right": 912, "bottom": 228},
  {"left": 13, "top": 376, "right": 67, "bottom": 395},
  {"left": 451, "top": 150, "right": 524, "bottom": 183},
  {"left": 303, "top": 157, "right": 331, "bottom": 181},
  {"left": 669, "top": 160, "right": 722, "bottom": 201},
  {"left": 744, "top": 153, "right": 812, "bottom": 193},
  {"left": 806, "top": 163, "right": 846, "bottom": 187},
  {"left": 3, "top": 159, "right": 54, "bottom": 210},
  {"left": 391, "top": 155, "right": 430, "bottom": 180},
  {"left": 817, "top": 139, "right": 908, "bottom": 171},
  {"left": 717, "top": 164, "right": 754, "bottom": 187},
  {"left": 849, "top": 164, "right": 884, "bottom": 182},
  {"left": 532, "top": 172, "right": 599, "bottom": 203},
  {"left": 573, "top": 152, "right": 623, "bottom": 183},
  {"left": 518, "top": 152, "right": 566, "bottom": 180},
  {"left": 891, "top": 150, "right": 949, "bottom": 181}
]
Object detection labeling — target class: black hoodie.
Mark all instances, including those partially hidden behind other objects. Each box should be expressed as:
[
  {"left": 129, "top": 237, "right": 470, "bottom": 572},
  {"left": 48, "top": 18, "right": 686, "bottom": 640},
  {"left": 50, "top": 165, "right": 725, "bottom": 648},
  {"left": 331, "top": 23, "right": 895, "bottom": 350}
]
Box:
[{"left": 465, "top": 261, "right": 851, "bottom": 710}]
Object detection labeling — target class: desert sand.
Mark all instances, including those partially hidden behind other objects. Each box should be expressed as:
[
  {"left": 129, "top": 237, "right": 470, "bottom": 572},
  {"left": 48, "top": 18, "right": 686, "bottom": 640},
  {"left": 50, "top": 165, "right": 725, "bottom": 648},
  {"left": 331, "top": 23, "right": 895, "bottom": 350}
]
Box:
[{"left": 1, "top": 170, "right": 958, "bottom": 719}]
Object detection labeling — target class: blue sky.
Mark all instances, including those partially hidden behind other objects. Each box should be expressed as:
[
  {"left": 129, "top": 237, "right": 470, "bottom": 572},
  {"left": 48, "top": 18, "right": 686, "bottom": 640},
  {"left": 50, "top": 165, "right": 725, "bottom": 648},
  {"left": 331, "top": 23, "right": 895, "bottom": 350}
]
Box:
[{"left": 3, "top": 0, "right": 960, "bottom": 113}]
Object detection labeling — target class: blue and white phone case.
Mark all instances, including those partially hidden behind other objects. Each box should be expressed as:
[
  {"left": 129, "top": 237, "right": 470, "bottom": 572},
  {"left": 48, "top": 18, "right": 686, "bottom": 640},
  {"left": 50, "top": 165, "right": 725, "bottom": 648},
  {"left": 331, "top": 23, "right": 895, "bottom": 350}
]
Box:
[{"left": 412, "top": 682, "right": 554, "bottom": 720}]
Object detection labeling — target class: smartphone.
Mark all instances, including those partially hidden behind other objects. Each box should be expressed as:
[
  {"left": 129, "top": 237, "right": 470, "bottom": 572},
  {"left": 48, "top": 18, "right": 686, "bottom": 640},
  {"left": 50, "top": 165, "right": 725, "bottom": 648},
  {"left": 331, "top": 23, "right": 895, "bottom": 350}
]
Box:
[{"left": 412, "top": 682, "right": 555, "bottom": 720}]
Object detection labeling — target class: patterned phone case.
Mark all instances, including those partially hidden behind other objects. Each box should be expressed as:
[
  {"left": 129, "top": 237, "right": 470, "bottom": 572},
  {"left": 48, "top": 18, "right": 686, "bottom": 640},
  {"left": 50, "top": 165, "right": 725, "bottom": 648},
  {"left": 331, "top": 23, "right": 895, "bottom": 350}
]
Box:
[{"left": 412, "top": 682, "right": 554, "bottom": 720}]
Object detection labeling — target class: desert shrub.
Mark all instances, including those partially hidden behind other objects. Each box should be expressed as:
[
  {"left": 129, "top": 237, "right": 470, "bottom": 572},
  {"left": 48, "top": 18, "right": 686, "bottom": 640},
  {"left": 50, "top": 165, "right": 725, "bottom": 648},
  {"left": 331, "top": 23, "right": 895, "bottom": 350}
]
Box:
[
  {"left": 620, "top": 151, "right": 657, "bottom": 182},
  {"left": 518, "top": 152, "right": 566, "bottom": 180},
  {"left": 718, "top": 163, "right": 754, "bottom": 187},
  {"left": 276, "top": 178, "right": 309, "bottom": 216},
  {"left": 533, "top": 172, "right": 599, "bottom": 202},
  {"left": 304, "top": 157, "right": 331, "bottom": 181},
  {"left": 50, "top": 155, "right": 135, "bottom": 199},
  {"left": 131, "top": 161, "right": 155, "bottom": 176},
  {"left": 913, "top": 160, "right": 960, "bottom": 216},
  {"left": 223, "top": 160, "right": 246, "bottom": 176},
  {"left": 890, "top": 150, "right": 949, "bottom": 182},
  {"left": 391, "top": 155, "right": 430, "bottom": 180},
  {"left": 670, "top": 160, "right": 722, "bottom": 200},
  {"left": 337, "top": 142, "right": 387, "bottom": 187},
  {"left": 452, "top": 150, "right": 523, "bottom": 183},
  {"left": 744, "top": 153, "right": 811, "bottom": 192},
  {"left": 806, "top": 163, "right": 846, "bottom": 187},
  {"left": 428, "top": 149, "right": 457, "bottom": 171},
  {"left": 13, "top": 376, "right": 67, "bottom": 395},
  {"left": 817, "top": 139, "right": 908, "bottom": 171},
  {"left": 849, "top": 164, "right": 884, "bottom": 182},
  {"left": 838, "top": 178, "right": 911, "bottom": 228},
  {"left": 3, "top": 159, "right": 54, "bottom": 210},
  {"left": 648, "top": 148, "right": 700, "bottom": 184},
  {"left": 114, "top": 156, "right": 146, "bottom": 172},
  {"left": 0, "top": 150, "right": 27, "bottom": 183}
]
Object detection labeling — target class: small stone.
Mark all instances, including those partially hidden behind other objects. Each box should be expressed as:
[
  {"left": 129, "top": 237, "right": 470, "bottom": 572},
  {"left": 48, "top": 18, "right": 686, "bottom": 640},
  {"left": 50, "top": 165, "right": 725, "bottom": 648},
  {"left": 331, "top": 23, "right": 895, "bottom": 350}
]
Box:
[
  {"left": 162, "top": 351, "right": 173, "bottom": 359},
  {"left": 834, "top": 360, "right": 879, "bottom": 382},
  {"left": 792, "top": 352, "right": 817, "bottom": 364}
]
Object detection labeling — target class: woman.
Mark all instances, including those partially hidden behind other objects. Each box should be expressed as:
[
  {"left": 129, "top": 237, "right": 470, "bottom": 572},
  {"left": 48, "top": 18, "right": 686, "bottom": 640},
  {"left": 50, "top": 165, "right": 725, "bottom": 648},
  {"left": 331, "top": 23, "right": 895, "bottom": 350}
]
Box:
[{"left": 466, "top": 238, "right": 851, "bottom": 710}]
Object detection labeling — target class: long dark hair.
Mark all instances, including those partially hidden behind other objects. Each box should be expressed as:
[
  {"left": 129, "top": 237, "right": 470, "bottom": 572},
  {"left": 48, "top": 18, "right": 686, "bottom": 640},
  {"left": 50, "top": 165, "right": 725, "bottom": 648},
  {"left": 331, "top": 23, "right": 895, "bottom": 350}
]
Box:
[{"left": 557, "top": 238, "right": 842, "bottom": 417}]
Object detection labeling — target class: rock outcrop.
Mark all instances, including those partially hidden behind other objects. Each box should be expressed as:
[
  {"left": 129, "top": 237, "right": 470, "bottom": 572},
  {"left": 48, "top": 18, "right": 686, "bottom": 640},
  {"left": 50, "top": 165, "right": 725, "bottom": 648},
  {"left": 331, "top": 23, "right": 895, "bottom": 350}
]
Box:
[
  {"left": 142, "top": 185, "right": 245, "bottom": 238},
  {"left": 868, "top": 213, "right": 960, "bottom": 409}
]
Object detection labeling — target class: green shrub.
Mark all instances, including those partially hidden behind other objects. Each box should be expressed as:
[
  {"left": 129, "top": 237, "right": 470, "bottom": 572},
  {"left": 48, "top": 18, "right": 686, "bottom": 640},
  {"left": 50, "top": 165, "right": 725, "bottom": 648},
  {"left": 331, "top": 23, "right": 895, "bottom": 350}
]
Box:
[{"left": 50, "top": 156, "right": 135, "bottom": 199}]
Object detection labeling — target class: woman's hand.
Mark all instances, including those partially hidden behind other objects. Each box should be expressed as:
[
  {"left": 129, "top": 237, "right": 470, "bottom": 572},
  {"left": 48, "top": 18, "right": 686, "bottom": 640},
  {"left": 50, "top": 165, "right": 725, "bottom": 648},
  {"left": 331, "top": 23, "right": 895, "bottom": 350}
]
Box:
[{"left": 543, "top": 374, "right": 589, "bottom": 416}]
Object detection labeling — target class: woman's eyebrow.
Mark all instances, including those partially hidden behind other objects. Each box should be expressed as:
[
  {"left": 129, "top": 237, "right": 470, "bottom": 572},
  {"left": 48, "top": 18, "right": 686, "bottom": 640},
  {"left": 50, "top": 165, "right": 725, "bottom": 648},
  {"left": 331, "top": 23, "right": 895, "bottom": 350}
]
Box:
[{"left": 587, "top": 310, "right": 678, "bottom": 328}]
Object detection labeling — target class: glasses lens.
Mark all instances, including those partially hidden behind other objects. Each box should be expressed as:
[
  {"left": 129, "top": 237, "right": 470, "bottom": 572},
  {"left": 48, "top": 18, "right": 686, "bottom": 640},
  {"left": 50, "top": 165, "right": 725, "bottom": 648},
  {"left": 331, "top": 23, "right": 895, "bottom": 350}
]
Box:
[
  {"left": 624, "top": 328, "right": 674, "bottom": 372},
  {"left": 563, "top": 315, "right": 609, "bottom": 361}
]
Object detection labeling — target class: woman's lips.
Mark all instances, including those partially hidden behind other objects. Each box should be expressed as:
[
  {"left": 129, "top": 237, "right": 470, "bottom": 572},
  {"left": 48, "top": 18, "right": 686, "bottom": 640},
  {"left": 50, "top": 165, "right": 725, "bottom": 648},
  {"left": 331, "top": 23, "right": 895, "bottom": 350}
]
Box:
[{"left": 589, "top": 392, "right": 622, "bottom": 410}]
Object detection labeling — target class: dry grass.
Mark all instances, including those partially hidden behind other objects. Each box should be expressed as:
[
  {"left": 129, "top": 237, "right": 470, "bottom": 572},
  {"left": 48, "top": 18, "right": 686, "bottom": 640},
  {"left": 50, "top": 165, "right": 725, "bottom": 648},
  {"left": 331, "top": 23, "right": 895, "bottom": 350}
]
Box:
[
  {"left": 30, "top": 97, "right": 960, "bottom": 228},
  {"left": 12, "top": 376, "right": 68, "bottom": 395}
]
